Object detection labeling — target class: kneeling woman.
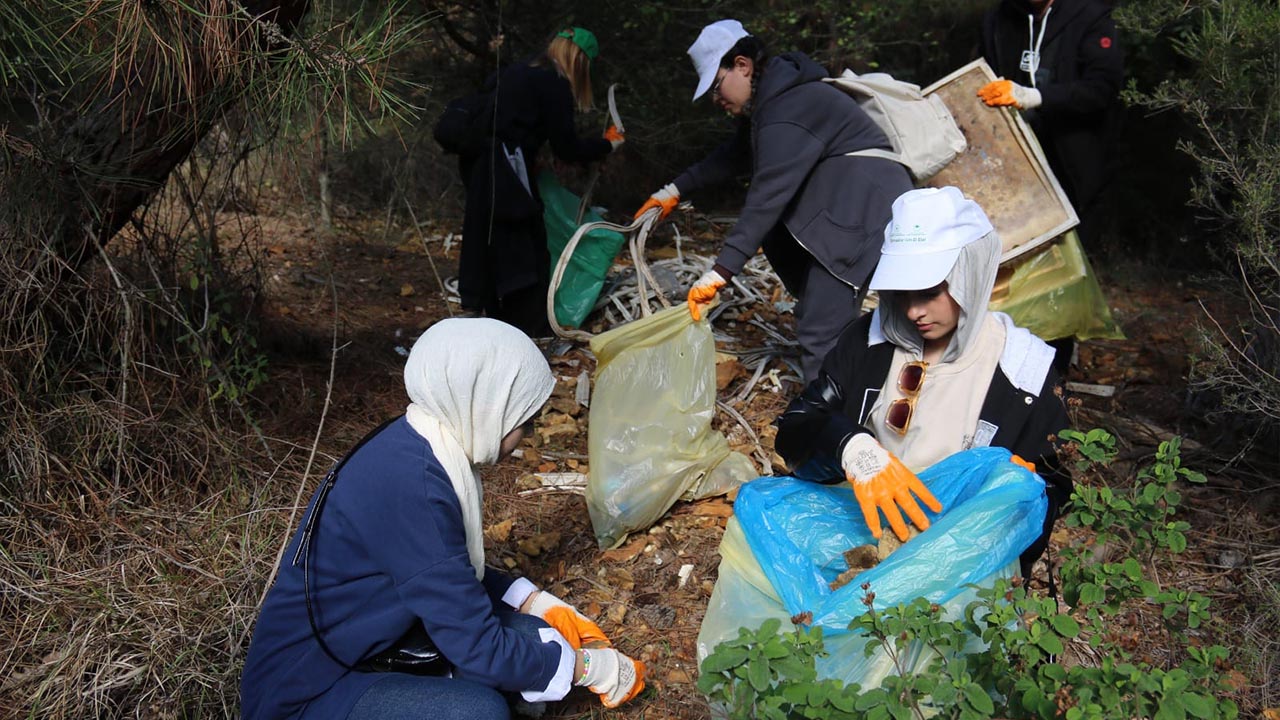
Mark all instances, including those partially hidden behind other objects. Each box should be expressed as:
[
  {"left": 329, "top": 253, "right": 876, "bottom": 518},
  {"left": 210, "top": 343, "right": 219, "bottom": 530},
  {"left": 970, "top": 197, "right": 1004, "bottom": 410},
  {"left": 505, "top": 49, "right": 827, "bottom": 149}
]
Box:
[
  {"left": 775, "top": 187, "right": 1071, "bottom": 576},
  {"left": 242, "top": 319, "right": 643, "bottom": 720}
]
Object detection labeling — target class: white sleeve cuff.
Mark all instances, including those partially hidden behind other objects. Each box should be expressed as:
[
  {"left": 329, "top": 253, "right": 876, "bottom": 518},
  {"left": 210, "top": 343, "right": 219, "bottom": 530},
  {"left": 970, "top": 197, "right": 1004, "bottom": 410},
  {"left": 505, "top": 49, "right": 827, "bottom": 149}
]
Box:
[
  {"left": 1019, "top": 87, "right": 1043, "bottom": 110},
  {"left": 520, "top": 628, "right": 575, "bottom": 702},
  {"left": 502, "top": 577, "right": 538, "bottom": 610}
]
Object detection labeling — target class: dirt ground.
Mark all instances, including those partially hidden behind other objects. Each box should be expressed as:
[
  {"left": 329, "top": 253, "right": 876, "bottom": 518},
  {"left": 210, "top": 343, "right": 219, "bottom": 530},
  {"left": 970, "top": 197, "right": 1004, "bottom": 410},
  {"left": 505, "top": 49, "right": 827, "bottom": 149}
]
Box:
[{"left": 245, "top": 200, "right": 1278, "bottom": 719}]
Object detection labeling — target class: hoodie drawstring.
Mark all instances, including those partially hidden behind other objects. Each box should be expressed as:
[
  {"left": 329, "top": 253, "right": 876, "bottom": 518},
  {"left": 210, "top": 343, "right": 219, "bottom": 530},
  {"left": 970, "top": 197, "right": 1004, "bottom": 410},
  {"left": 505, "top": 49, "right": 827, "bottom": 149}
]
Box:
[{"left": 1022, "top": 6, "right": 1053, "bottom": 88}]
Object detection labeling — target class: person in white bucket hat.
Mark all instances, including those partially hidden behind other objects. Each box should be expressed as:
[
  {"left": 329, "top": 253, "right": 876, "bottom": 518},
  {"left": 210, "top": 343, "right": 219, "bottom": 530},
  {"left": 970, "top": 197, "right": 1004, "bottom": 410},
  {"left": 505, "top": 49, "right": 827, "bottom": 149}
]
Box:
[
  {"left": 774, "top": 187, "right": 1073, "bottom": 583},
  {"left": 632, "top": 19, "right": 913, "bottom": 383}
]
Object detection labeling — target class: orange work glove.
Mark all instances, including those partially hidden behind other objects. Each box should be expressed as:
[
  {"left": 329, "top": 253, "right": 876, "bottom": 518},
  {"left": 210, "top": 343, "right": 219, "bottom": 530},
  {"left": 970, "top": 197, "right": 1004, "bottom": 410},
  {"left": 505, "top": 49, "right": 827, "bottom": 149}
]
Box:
[
  {"left": 1010, "top": 454, "right": 1037, "bottom": 473},
  {"left": 687, "top": 268, "right": 726, "bottom": 322},
  {"left": 633, "top": 183, "right": 680, "bottom": 221},
  {"left": 977, "top": 79, "right": 1042, "bottom": 110},
  {"left": 575, "top": 648, "right": 646, "bottom": 709},
  {"left": 604, "top": 124, "right": 624, "bottom": 150},
  {"left": 841, "top": 433, "right": 943, "bottom": 541},
  {"left": 526, "top": 591, "right": 610, "bottom": 650}
]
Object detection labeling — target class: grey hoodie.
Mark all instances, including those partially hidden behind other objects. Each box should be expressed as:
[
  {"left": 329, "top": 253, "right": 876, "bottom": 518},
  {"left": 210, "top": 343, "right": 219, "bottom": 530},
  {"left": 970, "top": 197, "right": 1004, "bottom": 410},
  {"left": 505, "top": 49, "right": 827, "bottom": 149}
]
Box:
[{"left": 674, "top": 52, "right": 913, "bottom": 288}]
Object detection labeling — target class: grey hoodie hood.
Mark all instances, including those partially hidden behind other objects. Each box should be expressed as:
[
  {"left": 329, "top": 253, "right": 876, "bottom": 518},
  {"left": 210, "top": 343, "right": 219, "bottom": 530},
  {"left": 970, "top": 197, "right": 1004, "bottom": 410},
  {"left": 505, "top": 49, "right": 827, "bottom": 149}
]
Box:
[{"left": 754, "top": 52, "right": 829, "bottom": 112}]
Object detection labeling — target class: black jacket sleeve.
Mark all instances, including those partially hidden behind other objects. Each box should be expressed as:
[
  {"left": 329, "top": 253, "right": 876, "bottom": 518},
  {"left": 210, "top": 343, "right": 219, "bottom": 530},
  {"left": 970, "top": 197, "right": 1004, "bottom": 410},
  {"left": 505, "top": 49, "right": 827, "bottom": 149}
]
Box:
[
  {"left": 775, "top": 370, "right": 864, "bottom": 482},
  {"left": 715, "top": 119, "right": 828, "bottom": 275},
  {"left": 540, "top": 73, "right": 612, "bottom": 164},
  {"left": 672, "top": 120, "right": 751, "bottom": 195},
  {"left": 1038, "top": 10, "right": 1124, "bottom": 116}
]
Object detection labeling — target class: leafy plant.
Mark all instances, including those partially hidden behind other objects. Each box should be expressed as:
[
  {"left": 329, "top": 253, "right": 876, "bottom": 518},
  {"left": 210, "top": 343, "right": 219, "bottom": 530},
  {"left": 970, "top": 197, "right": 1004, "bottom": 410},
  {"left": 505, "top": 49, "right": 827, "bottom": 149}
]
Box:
[
  {"left": 698, "top": 619, "right": 865, "bottom": 719},
  {"left": 698, "top": 434, "right": 1238, "bottom": 719}
]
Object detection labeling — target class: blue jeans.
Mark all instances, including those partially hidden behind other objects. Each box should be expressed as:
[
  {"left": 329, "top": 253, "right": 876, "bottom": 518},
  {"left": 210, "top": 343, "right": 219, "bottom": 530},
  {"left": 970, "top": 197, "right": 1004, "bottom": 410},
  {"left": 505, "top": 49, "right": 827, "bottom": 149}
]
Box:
[{"left": 345, "top": 611, "right": 549, "bottom": 720}]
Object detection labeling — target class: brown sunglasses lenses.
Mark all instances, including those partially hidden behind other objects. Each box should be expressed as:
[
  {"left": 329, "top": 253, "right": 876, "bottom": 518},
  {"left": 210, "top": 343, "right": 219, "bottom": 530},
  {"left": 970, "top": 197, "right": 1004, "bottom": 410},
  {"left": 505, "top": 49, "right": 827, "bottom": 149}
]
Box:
[
  {"left": 886, "top": 399, "right": 913, "bottom": 433},
  {"left": 899, "top": 363, "right": 925, "bottom": 394}
]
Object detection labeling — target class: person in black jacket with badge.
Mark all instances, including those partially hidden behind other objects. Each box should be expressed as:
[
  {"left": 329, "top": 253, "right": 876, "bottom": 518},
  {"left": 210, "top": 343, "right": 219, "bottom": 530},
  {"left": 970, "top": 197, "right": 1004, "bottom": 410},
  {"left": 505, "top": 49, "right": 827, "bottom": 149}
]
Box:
[
  {"left": 774, "top": 187, "right": 1072, "bottom": 578},
  {"left": 634, "top": 19, "right": 913, "bottom": 383},
  {"left": 459, "top": 27, "right": 623, "bottom": 336},
  {"left": 977, "top": 0, "right": 1123, "bottom": 247}
]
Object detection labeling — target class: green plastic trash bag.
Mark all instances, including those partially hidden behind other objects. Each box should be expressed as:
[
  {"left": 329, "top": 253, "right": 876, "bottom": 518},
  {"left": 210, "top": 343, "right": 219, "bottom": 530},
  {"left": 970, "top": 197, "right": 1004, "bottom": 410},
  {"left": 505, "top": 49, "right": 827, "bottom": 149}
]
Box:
[
  {"left": 989, "top": 230, "right": 1124, "bottom": 342},
  {"left": 586, "top": 306, "right": 757, "bottom": 549},
  {"left": 540, "top": 171, "right": 626, "bottom": 329}
]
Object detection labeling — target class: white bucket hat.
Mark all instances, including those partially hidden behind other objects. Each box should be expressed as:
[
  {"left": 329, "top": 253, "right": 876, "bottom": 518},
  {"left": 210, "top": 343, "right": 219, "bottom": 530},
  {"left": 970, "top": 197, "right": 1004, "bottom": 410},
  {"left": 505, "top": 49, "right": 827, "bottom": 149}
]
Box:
[
  {"left": 868, "top": 186, "right": 995, "bottom": 291},
  {"left": 688, "top": 19, "right": 750, "bottom": 101}
]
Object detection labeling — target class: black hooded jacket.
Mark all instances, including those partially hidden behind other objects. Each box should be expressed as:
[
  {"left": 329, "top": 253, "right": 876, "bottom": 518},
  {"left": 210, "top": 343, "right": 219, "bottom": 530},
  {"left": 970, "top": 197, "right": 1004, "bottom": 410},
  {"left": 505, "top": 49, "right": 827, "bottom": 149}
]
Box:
[
  {"left": 981, "top": 0, "right": 1124, "bottom": 212},
  {"left": 673, "top": 52, "right": 913, "bottom": 290},
  {"left": 458, "top": 62, "right": 611, "bottom": 308}
]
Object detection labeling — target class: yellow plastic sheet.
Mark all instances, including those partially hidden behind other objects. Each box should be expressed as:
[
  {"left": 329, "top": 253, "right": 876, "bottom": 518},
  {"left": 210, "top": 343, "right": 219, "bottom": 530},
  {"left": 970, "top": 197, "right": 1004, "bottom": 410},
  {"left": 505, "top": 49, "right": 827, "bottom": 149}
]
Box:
[
  {"left": 989, "top": 230, "right": 1124, "bottom": 342},
  {"left": 586, "top": 306, "right": 757, "bottom": 549}
]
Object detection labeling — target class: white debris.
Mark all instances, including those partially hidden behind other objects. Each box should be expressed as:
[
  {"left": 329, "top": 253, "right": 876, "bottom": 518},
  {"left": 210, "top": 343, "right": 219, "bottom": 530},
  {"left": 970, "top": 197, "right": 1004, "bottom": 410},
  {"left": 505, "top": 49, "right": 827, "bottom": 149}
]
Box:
[{"left": 678, "top": 563, "right": 694, "bottom": 588}]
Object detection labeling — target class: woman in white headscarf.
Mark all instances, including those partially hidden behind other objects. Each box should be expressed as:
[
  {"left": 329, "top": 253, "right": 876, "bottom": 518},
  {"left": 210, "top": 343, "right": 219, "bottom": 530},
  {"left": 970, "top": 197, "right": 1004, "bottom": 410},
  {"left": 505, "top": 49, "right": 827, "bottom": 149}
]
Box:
[
  {"left": 774, "top": 187, "right": 1072, "bottom": 580},
  {"left": 242, "top": 319, "right": 644, "bottom": 720}
]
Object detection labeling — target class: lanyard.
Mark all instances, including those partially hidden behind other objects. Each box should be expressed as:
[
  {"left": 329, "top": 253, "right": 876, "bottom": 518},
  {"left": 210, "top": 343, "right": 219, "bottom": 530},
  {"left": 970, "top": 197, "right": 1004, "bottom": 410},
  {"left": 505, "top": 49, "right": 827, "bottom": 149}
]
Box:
[{"left": 1020, "top": 5, "right": 1054, "bottom": 88}]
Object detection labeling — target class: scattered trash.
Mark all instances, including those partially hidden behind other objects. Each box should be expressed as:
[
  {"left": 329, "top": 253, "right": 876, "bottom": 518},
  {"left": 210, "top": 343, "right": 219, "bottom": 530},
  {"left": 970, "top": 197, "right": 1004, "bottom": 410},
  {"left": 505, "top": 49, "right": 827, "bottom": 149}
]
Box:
[
  {"left": 677, "top": 563, "right": 695, "bottom": 588},
  {"left": 574, "top": 369, "right": 590, "bottom": 408}
]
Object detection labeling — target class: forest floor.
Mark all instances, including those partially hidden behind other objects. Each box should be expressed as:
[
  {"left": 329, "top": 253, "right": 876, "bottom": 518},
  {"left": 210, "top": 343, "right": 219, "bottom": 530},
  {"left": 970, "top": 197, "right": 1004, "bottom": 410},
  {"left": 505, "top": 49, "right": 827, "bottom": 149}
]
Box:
[{"left": 243, "top": 197, "right": 1279, "bottom": 719}]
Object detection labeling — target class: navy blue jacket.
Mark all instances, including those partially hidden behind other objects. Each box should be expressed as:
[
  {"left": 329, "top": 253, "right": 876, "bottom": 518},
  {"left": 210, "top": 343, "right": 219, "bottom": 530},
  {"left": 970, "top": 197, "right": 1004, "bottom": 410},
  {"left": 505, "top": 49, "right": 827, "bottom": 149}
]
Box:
[
  {"left": 241, "top": 417, "right": 561, "bottom": 720},
  {"left": 674, "top": 52, "right": 912, "bottom": 290}
]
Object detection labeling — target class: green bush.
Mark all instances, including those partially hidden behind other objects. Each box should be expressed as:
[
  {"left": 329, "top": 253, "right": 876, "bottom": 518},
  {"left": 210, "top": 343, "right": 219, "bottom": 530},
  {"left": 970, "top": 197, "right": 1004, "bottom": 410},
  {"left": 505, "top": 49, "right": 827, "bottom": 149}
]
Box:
[
  {"left": 1118, "top": 0, "right": 1280, "bottom": 447},
  {"left": 698, "top": 432, "right": 1240, "bottom": 719}
]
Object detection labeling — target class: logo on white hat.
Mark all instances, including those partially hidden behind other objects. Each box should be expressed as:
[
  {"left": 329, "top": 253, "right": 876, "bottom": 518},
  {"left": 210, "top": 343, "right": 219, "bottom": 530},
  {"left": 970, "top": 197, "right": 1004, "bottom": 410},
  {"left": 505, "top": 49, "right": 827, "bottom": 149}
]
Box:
[{"left": 889, "top": 222, "right": 928, "bottom": 245}]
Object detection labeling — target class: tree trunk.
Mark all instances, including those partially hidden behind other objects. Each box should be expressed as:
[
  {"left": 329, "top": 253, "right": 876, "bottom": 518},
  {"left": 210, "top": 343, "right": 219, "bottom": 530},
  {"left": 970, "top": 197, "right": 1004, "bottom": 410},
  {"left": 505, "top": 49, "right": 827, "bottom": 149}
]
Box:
[{"left": 35, "top": 0, "right": 311, "bottom": 270}]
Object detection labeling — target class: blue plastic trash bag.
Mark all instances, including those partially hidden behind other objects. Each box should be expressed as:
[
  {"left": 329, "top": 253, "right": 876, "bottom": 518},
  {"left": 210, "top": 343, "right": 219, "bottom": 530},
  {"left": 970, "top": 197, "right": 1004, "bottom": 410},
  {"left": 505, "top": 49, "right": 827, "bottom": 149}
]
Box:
[{"left": 697, "top": 447, "right": 1047, "bottom": 689}]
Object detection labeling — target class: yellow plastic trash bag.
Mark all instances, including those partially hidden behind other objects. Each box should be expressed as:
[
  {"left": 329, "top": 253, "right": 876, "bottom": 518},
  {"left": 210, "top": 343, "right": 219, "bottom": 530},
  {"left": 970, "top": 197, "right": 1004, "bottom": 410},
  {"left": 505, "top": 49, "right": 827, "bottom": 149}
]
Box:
[
  {"left": 587, "top": 306, "right": 757, "bottom": 549},
  {"left": 989, "top": 230, "right": 1124, "bottom": 342}
]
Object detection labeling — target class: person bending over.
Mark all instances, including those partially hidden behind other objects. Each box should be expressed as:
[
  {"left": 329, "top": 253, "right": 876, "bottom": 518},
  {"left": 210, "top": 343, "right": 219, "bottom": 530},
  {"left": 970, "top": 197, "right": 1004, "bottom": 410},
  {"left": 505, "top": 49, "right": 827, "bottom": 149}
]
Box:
[
  {"left": 459, "top": 27, "right": 624, "bottom": 336},
  {"left": 635, "top": 19, "right": 912, "bottom": 382}
]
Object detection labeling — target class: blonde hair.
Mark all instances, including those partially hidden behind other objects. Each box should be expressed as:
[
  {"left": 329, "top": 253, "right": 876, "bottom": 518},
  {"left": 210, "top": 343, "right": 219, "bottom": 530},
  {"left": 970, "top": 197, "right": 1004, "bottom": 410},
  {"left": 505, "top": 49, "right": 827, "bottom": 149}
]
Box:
[{"left": 543, "top": 36, "right": 594, "bottom": 111}]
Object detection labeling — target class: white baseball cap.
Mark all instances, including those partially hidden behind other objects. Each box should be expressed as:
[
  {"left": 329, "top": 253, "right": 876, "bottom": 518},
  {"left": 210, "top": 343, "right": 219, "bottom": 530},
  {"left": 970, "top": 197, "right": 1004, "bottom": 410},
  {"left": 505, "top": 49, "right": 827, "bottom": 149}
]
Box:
[
  {"left": 868, "top": 187, "right": 995, "bottom": 291},
  {"left": 688, "top": 19, "right": 750, "bottom": 101}
]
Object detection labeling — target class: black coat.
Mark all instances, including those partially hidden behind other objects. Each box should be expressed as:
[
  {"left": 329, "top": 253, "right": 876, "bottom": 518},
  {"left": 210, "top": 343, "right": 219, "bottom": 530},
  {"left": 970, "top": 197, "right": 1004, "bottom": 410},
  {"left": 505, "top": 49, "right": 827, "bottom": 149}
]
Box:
[
  {"left": 774, "top": 313, "right": 1073, "bottom": 576},
  {"left": 673, "top": 53, "right": 912, "bottom": 291},
  {"left": 981, "top": 0, "right": 1124, "bottom": 213},
  {"left": 458, "top": 62, "right": 611, "bottom": 312}
]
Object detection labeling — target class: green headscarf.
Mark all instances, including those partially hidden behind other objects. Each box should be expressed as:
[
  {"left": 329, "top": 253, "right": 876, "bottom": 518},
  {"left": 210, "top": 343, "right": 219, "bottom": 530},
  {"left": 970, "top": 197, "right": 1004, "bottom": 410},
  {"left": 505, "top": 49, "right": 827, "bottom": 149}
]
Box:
[{"left": 557, "top": 26, "right": 599, "bottom": 62}]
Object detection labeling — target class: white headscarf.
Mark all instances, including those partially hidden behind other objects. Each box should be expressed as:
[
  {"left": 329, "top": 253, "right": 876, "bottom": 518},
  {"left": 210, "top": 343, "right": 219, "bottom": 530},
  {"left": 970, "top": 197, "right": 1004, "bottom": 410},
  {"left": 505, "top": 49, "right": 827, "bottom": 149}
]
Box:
[
  {"left": 877, "top": 230, "right": 1002, "bottom": 364},
  {"left": 403, "top": 319, "right": 555, "bottom": 579}
]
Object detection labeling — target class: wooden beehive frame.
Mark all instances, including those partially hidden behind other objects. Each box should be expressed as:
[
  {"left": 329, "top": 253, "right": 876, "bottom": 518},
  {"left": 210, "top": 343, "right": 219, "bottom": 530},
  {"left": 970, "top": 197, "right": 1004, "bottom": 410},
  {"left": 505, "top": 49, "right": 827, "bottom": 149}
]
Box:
[{"left": 922, "top": 59, "right": 1079, "bottom": 263}]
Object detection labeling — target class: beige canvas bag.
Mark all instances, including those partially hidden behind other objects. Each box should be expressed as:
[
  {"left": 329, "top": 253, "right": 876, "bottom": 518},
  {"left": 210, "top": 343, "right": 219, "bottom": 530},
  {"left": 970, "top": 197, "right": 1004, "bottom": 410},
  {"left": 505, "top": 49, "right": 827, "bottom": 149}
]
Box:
[{"left": 824, "top": 70, "right": 967, "bottom": 182}]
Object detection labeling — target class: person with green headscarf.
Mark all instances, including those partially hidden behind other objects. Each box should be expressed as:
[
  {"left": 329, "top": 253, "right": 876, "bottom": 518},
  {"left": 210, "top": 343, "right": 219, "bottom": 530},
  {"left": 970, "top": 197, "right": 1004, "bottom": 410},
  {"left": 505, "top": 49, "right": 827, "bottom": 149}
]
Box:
[{"left": 457, "top": 27, "right": 624, "bottom": 337}]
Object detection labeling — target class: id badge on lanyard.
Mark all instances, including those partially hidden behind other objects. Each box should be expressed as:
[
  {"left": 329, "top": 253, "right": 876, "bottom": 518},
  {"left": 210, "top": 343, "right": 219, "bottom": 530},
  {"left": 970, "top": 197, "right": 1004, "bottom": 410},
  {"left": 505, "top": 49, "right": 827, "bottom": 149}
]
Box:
[{"left": 1019, "top": 49, "right": 1040, "bottom": 76}]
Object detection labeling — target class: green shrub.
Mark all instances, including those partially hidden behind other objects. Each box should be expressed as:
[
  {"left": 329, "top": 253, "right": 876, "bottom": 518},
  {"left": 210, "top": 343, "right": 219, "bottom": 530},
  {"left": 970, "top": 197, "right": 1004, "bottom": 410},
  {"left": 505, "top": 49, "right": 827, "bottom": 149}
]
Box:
[
  {"left": 698, "top": 432, "right": 1239, "bottom": 719},
  {"left": 1118, "top": 0, "right": 1280, "bottom": 448}
]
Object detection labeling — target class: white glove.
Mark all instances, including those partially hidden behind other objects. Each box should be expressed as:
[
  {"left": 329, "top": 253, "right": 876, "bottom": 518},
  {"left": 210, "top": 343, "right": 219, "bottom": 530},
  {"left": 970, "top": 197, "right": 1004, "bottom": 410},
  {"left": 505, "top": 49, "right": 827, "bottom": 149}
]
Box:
[
  {"left": 576, "top": 648, "right": 646, "bottom": 708},
  {"left": 1011, "top": 84, "right": 1042, "bottom": 110}
]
